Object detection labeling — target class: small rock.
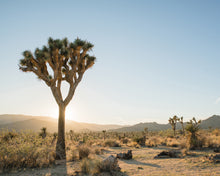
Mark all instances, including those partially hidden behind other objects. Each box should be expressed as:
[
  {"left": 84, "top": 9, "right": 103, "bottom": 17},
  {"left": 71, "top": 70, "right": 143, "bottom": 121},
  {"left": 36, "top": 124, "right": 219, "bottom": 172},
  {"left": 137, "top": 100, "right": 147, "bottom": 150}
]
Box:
[
  {"left": 208, "top": 154, "right": 220, "bottom": 163},
  {"left": 154, "top": 150, "right": 179, "bottom": 159},
  {"left": 116, "top": 150, "right": 132, "bottom": 160},
  {"left": 214, "top": 148, "right": 220, "bottom": 153}
]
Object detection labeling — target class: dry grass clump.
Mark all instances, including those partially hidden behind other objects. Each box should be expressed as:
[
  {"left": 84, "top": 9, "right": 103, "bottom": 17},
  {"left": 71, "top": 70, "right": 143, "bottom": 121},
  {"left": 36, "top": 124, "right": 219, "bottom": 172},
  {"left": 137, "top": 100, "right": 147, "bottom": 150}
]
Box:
[
  {"left": 1, "top": 131, "right": 17, "bottom": 142},
  {"left": 212, "top": 128, "right": 220, "bottom": 136},
  {"left": 121, "top": 138, "right": 129, "bottom": 144},
  {"left": 145, "top": 136, "right": 161, "bottom": 147},
  {"left": 127, "top": 141, "right": 138, "bottom": 148},
  {"left": 198, "top": 132, "right": 220, "bottom": 148},
  {"left": 0, "top": 130, "right": 55, "bottom": 171},
  {"left": 78, "top": 144, "right": 91, "bottom": 159},
  {"left": 93, "top": 147, "right": 104, "bottom": 155},
  {"left": 80, "top": 158, "right": 97, "bottom": 174},
  {"left": 132, "top": 136, "right": 146, "bottom": 146},
  {"left": 103, "top": 139, "right": 121, "bottom": 147},
  {"left": 166, "top": 137, "right": 180, "bottom": 147},
  {"left": 80, "top": 157, "right": 121, "bottom": 175}
]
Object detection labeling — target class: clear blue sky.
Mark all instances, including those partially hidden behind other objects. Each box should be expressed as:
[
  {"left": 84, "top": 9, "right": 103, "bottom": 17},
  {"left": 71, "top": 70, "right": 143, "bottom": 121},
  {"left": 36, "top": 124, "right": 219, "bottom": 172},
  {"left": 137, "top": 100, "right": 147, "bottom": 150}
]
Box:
[{"left": 0, "top": 0, "right": 220, "bottom": 124}]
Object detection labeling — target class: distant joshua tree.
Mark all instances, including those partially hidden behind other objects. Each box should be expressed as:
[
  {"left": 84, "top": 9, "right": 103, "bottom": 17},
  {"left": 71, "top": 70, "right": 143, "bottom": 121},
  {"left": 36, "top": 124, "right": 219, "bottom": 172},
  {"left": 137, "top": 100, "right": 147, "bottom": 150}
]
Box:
[
  {"left": 69, "top": 130, "right": 74, "bottom": 141},
  {"left": 178, "top": 116, "right": 185, "bottom": 135},
  {"left": 19, "top": 37, "right": 96, "bottom": 159},
  {"left": 102, "top": 130, "right": 106, "bottom": 140},
  {"left": 144, "top": 127, "right": 148, "bottom": 136},
  {"left": 185, "top": 117, "right": 201, "bottom": 149},
  {"left": 168, "top": 115, "right": 179, "bottom": 137},
  {"left": 40, "top": 127, "right": 47, "bottom": 139}
]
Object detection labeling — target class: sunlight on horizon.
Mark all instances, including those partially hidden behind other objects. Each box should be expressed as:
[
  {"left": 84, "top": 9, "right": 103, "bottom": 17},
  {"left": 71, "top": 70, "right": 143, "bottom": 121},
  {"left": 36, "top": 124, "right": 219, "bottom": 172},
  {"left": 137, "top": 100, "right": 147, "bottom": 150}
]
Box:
[{"left": 49, "top": 107, "right": 77, "bottom": 121}]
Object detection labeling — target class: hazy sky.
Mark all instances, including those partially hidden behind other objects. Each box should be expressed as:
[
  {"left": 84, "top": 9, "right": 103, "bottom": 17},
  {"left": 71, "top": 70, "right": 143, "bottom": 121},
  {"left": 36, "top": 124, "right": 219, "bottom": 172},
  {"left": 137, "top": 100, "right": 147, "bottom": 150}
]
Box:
[{"left": 0, "top": 0, "right": 220, "bottom": 124}]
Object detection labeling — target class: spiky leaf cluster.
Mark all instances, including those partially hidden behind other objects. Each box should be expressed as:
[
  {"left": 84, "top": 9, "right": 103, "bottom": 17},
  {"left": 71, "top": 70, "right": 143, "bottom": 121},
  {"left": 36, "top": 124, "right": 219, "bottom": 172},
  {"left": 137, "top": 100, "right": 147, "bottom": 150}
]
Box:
[
  {"left": 19, "top": 37, "right": 96, "bottom": 87},
  {"left": 168, "top": 116, "right": 179, "bottom": 128},
  {"left": 185, "top": 117, "right": 201, "bottom": 134}
]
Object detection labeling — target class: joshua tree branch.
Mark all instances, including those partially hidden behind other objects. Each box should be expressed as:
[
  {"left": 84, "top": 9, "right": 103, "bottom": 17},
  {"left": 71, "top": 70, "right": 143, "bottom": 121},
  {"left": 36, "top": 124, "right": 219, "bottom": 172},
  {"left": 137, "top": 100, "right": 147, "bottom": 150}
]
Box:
[{"left": 64, "top": 73, "right": 83, "bottom": 106}]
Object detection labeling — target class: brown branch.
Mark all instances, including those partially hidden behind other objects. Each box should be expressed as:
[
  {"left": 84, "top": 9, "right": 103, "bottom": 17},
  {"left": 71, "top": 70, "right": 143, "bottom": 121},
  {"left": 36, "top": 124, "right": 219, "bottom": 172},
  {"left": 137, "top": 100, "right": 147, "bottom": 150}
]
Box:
[
  {"left": 20, "top": 66, "right": 51, "bottom": 86},
  {"left": 64, "top": 73, "right": 83, "bottom": 106},
  {"left": 50, "top": 86, "right": 63, "bottom": 106}
]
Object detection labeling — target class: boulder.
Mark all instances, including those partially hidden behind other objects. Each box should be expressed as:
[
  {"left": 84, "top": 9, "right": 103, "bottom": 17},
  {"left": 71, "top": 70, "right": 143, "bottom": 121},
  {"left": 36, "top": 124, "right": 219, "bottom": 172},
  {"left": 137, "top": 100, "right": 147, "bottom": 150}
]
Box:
[
  {"left": 99, "top": 155, "right": 121, "bottom": 172},
  {"left": 154, "top": 150, "right": 179, "bottom": 159},
  {"left": 207, "top": 154, "right": 220, "bottom": 163},
  {"left": 214, "top": 147, "right": 220, "bottom": 153},
  {"left": 116, "top": 150, "right": 132, "bottom": 160}
]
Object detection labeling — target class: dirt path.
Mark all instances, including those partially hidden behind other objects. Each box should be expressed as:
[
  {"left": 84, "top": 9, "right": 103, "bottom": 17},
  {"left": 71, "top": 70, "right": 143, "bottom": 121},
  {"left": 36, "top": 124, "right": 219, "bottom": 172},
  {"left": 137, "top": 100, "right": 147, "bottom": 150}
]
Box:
[{"left": 1, "top": 146, "right": 220, "bottom": 176}]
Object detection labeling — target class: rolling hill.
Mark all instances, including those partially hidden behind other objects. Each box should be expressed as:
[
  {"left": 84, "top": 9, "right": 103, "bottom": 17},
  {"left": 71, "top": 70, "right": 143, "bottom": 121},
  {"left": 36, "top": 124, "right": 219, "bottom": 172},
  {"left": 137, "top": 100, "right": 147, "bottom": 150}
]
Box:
[
  {"left": 111, "top": 115, "right": 220, "bottom": 132},
  {"left": 0, "top": 114, "right": 126, "bottom": 132},
  {"left": 0, "top": 114, "right": 219, "bottom": 133}
]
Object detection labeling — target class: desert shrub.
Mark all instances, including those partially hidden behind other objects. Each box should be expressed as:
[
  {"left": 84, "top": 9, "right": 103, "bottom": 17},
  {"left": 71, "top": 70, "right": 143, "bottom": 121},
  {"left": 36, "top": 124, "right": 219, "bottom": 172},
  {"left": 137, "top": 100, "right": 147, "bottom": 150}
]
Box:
[
  {"left": 132, "top": 136, "right": 146, "bottom": 146},
  {"left": 166, "top": 137, "right": 180, "bottom": 147},
  {"left": 121, "top": 138, "right": 129, "bottom": 144},
  {"left": 159, "top": 129, "right": 174, "bottom": 137},
  {"left": 104, "top": 140, "right": 121, "bottom": 147},
  {"left": 69, "top": 149, "right": 78, "bottom": 161},
  {"left": 181, "top": 148, "right": 190, "bottom": 157},
  {"left": 80, "top": 158, "right": 93, "bottom": 174},
  {"left": 93, "top": 147, "right": 104, "bottom": 155},
  {"left": 127, "top": 141, "right": 138, "bottom": 148},
  {"left": 80, "top": 158, "right": 102, "bottom": 175},
  {"left": 145, "top": 137, "right": 160, "bottom": 147},
  {"left": 0, "top": 130, "right": 55, "bottom": 171},
  {"left": 78, "top": 145, "right": 91, "bottom": 159},
  {"left": 2, "top": 131, "right": 17, "bottom": 142},
  {"left": 212, "top": 129, "right": 220, "bottom": 136}
]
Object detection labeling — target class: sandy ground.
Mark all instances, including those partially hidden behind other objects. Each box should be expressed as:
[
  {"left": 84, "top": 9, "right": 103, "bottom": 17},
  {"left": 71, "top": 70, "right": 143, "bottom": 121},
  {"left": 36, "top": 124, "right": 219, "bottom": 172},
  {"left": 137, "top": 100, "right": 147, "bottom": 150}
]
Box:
[{"left": 1, "top": 146, "right": 220, "bottom": 176}]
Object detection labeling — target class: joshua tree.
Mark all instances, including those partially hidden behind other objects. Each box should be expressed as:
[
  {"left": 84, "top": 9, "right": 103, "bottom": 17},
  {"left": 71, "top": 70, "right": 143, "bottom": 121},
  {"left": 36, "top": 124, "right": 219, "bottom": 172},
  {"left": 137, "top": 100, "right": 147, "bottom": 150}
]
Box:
[
  {"left": 185, "top": 117, "right": 201, "bottom": 149},
  {"left": 39, "top": 127, "right": 47, "bottom": 139},
  {"left": 168, "top": 115, "right": 179, "bottom": 137},
  {"left": 144, "top": 127, "right": 148, "bottom": 136},
  {"left": 19, "top": 37, "right": 96, "bottom": 159},
  {"left": 69, "top": 130, "right": 74, "bottom": 141},
  {"left": 178, "top": 116, "right": 185, "bottom": 135},
  {"left": 102, "top": 130, "right": 106, "bottom": 140}
]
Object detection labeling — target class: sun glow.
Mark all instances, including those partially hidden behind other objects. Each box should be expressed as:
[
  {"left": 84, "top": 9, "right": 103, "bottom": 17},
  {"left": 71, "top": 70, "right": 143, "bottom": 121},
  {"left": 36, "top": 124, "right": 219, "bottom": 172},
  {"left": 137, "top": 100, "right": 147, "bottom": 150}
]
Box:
[
  {"left": 65, "top": 107, "right": 77, "bottom": 121},
  {"left": 48, "top": 106, "right": 77, "bottom": 121}
]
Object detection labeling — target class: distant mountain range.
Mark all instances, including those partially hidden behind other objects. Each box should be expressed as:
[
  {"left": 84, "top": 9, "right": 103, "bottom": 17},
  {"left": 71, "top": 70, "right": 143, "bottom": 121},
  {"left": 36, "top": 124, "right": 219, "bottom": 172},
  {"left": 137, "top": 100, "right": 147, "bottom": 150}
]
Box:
[
  {"left": 112, "top": 115, "right": 220, "bottom": 132},
  {"left": 0, "top": 114, "right": 219, "bottom": 132},
  {"left": 0, "top": 114, "right": 125, "bottom": 132}
]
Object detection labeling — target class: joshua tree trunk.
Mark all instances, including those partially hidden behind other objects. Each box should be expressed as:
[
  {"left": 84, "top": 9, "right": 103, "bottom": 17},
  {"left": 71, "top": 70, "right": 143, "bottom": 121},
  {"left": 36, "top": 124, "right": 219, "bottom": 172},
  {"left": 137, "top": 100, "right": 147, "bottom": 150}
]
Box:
[
  {"left": 173, "top": 126, "right": 176, "bottom": 137},
  {"left": 56, "top": 104, "right": 66, "bottom": 159},
  {"left": 181, "top": 123, "right": 185, "bottom": 135}
]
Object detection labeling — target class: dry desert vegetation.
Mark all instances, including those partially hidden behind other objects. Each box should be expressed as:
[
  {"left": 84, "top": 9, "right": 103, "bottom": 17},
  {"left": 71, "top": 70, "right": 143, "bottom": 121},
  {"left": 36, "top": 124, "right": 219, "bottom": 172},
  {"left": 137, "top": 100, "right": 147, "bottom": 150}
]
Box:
[{"left": 0, "top": 123, "right": 220, "bottom": 176}]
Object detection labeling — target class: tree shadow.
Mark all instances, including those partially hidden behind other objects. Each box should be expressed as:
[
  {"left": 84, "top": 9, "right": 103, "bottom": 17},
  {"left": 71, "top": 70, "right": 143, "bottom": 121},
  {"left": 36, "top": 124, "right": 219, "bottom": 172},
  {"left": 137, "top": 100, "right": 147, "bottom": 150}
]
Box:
[{"left": 121, "top": 159, "right": 161, "bottom": 168}]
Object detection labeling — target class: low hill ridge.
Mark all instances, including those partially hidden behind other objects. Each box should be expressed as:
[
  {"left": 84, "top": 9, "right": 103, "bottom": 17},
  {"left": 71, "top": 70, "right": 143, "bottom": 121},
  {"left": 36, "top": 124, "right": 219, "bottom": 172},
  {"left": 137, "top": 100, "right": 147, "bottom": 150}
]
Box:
[
  {"left": 111, "top": 115, "right": 220, "bottom": 132},
  {"left": 0, "top": 114, "right": 219, "bottom": 132},
  {"left": 0, "top": 114, "right": 125, "bottom": 132}
]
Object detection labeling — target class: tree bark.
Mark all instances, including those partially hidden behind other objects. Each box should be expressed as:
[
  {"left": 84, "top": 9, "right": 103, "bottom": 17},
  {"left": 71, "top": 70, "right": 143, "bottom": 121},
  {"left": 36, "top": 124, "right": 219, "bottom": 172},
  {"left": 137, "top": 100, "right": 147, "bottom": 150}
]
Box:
[{"left": 56, "top": 104, "right": 66, "bottom": 159}]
